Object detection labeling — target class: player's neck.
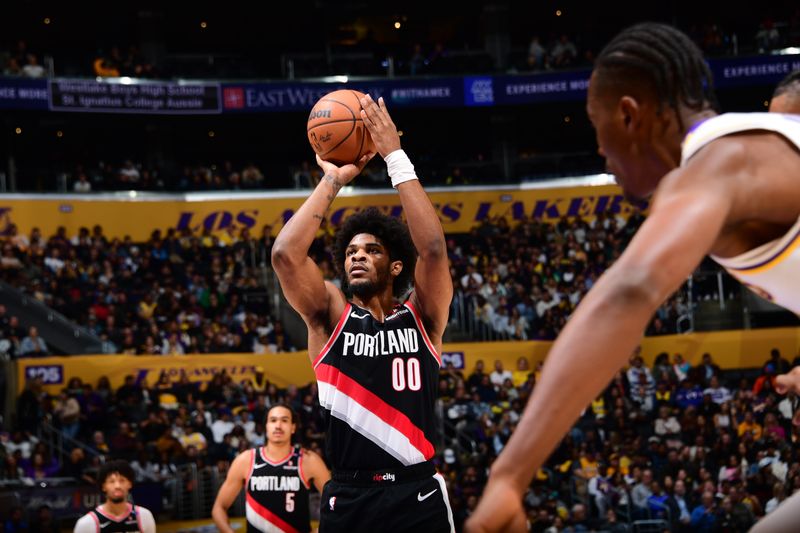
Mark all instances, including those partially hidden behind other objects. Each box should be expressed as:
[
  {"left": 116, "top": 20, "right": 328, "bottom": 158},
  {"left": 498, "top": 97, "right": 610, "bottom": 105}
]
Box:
[
  {"left": 351, "top": 291, "right": 395, "bottom": 321},
  {"left": 102, "top": 500, "right": 130, "bottom": 518},
  {"left": 264, "top": 441, "right": 292, "bottom": 461}
]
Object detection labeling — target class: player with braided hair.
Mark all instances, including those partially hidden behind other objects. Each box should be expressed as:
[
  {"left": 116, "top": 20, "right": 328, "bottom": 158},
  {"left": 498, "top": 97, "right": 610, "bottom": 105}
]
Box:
[{"left": 467, "top": 22, "right": 800, "bottom": 532}]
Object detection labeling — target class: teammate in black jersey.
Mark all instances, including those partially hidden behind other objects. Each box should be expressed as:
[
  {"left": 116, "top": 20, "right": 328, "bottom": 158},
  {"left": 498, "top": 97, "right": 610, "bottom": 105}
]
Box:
[
  {"left": 212, "top": 404, "right": 330, "bottom": 533},
  {"left": 272, "top": 94, "right": 454, "bottom": 532},
  {"left": 73, "top": 460, "right": 156, "bottom": 533}
]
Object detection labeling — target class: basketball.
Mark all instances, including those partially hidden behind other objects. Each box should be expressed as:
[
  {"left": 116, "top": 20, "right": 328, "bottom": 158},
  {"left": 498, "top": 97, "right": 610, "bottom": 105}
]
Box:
[{"left": 307, "top": 89, "right": 375, "bottom": 166}]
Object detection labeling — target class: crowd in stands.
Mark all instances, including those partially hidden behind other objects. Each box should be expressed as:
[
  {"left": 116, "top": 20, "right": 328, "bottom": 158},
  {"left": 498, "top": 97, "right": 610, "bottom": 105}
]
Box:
[
  {"left": 446, "top": 212, "right": 690, "bottom": 341},
  {"left": 1, "top": 40, "right": 46, "bottom": 78},
  {"left": 4, "top": 347, "right": 799, "bottom": 531},
  {"left": 68, "top": 160, "right": 270, "bottom": 193},
  {"left": 436, "top": 348, "right": 800, "bottom": 530},
  {"left": 0, "top": 203, "right": 728, "bottom": 360},
  {"left": 0, "top": 194, "right": 761, "bottom": 430},
  {"left": 0, "top": 221, "right": 295, "bottom": 358}
]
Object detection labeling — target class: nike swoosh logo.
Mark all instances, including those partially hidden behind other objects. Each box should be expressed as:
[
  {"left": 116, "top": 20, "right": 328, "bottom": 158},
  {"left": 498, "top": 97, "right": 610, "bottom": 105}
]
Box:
[
  {"left": 350, "top": 311, "right": 370, "bottom": 319},
  {"left": 418, "top": 489, "right": 438, "bottom": 501},
  {"left": 99, "top": 523, "right": 111, "bottom": 529},
  {"left": 253, "top": 462, "right": 271, "bottom": 469}
]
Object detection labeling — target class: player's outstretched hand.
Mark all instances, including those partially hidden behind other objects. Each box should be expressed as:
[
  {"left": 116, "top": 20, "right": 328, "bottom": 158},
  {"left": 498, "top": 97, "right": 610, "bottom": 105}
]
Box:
[
  {"left": 360, "top": 95, "right": 401, "bottom": 158},
  {"left": 315, "top": 152, "right": 373, "bottom": 186},
  {"left": 464, "top": 477, "right": 528, "bottom": 533},
  {"left": 775, "top": 366, "right": 800, "bottom": 425}
]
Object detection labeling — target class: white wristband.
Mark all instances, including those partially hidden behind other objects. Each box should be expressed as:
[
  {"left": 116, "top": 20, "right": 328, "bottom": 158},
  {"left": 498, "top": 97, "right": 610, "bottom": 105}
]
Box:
[{"left": 385, "top": 149, "right": 419, "bottom": 189}]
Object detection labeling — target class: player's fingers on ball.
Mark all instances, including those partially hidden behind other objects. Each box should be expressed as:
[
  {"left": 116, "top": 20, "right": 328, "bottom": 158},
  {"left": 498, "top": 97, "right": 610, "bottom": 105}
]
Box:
[
  {"left": 315, "top": 154, "right": 325, "bottom": 167},
  {"left": 360, "top": 109, "right": 375, "bottom": 129}
]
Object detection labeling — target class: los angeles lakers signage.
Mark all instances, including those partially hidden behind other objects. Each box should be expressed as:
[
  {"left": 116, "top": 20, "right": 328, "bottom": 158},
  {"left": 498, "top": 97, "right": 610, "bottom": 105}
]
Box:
[{"left": 0, "top": 177, "right": 642, "bottom": 241}]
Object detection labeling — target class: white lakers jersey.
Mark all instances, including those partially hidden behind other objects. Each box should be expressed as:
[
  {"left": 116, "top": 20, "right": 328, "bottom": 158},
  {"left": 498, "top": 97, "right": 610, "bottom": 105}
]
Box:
[{"left": 681, "top": 112, "right": 800, "bottom": 313}]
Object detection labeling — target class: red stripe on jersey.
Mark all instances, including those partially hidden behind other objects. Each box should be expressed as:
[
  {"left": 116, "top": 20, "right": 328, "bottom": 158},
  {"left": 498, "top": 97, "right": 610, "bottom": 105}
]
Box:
[
  {"left": 404, "top": 301, "right": 442, "bottom": 366},
  {"left": 315, "top": 363, "right": 435, "bottom": 459},
  {"left": 135, "top": 506, "right": 143, "bottom": 532},
  {"left": 312, "top": 303, "right": 351, "bottom": 369},
  {"left": 90, "top": 512, "right": 100, "bottom": 533},
  {"left": 246, "top": 492, "right": 300, "bottom": 533},
  {"left": 298, "top": 451, "right": 310, "bottom": 489},
  {"left": 246, "top": 448, "right": 256, "bottom": 485}
]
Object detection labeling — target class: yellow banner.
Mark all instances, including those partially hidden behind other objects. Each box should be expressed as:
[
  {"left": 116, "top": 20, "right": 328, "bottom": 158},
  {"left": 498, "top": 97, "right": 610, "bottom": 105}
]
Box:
[
  {"left": 0, "top": 182, "right": 637, "bottom": 241},
  {"left": 19, "top": 353, "right": 315, "bottom": 396},
  {"left": 17, "top": 328, "right": 800, "bottom": 396}
]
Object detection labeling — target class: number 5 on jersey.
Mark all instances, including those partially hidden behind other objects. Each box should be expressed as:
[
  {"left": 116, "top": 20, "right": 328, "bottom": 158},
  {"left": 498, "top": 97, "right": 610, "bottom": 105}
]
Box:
[{"left": 392, "top": 357, "right": 421, "bottom": 391}]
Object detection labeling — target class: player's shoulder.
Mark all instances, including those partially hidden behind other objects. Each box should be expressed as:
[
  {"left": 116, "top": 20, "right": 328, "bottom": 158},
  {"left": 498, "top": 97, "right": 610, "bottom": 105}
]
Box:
[
  {"left": 135, "top": 505, "right": 155, "bottom": 519},
  {"left": 300, "top": 447, "right": 321, "bottom": 460},
  {"left": 73, "top": 512, "right": 97, "bottom": 532},
  {"left": 230, "top": 447, "right": 256, "bottom": 470}
]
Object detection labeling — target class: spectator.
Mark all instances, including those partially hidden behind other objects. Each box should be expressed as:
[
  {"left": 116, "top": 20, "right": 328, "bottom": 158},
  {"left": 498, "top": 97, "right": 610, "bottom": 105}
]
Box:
[
  {"left": 704, "top": 375, "right": 732, "bottom": 405},
  {"left": 30, "top": 504, "right": 59, "bottom": 533},
  {"left": 511, "top": 357, "right": 531, "bottom": 387},
  {"left": 19, "top": 326, "right": 49, "bottom": 356},
  {"left": 666, "top": 479, "right": 694, "bottom": 532},
  {"left": 765, "top": 482, "right": 786, "bottom": 514},
  {"left": 699, "top": 353, "right": 721, "bottom": 385},
  {"left": 73, "top": 173, "right": 92, "bottom": 192},
  {"left": 527, "top": 35, "right": 547, "bottom": 70},
  {"left": 631, "top": 468, "right": 654, "bottom": 513},
  {"left": 690, "top": 491, "right": 717, "bottom": 532},
  {"left": 764, "top": 348, "right": 791, "bottom": 375},
  {"left": 549, "top": 34, "right": 577, "bottom": 67},
  {"left": 737, "top": 411, "right": 763, "bottom": 441},
  {"left": 22, "top": 53, "right": 45, "bottom": 78},
  {"left": 489, "top": 360, "right": 513, "bottom": 389}
]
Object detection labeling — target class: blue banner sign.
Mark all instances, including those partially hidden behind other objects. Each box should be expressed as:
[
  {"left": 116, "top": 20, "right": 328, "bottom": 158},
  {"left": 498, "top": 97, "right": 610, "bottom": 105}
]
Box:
[
  {"left": 0, "top": 77, "right": 48, "bottom": 109},
  {"left": 0, "top": 54, "right": 796, "bottom": 113},
  {"left": 49, "top": 79, "right": 221, "bottom": 114}
]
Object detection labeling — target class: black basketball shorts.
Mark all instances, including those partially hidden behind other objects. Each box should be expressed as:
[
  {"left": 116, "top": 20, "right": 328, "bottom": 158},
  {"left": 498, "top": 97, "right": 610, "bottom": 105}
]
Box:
[{"left": 319, "top": 461, "right": 454, "bottom": 533}]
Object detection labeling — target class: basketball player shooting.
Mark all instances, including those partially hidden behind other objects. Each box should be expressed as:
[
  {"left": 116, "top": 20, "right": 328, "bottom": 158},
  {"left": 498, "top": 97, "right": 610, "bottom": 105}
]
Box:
[
  {"left": 466, "top": 23, "right": 800, "bottom": 532},
  {"left": 271, "top": 94, "right": 455, "bottom": 532},
  {"left": 212, "top": 404, "right": 330, "bottom": 533}
]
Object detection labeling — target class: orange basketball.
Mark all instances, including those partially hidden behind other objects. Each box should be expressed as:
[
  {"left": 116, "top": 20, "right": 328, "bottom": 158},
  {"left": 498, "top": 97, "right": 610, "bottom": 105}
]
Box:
[{"left": 307, "top": 89, "right": 375, "bottom": 166}]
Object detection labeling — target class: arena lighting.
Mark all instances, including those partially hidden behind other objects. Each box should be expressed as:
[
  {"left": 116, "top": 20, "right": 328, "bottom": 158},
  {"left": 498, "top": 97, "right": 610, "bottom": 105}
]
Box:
[
  {"left": 119, "top": 76, "right": 132, "bottom": 85},
  {"left": 208, "top": 130, "right": 215, "bottom": 138},
  {"left": 772, "top": 47, "right": 800, "bottom": 55},
  {"left": 394, "top": 21, "right": 401, "bottom": 29},
  {"left": 14, "top": 127, "right": 21, "bottom": 134},
  {"left": 43, "top": 17, "right": 51, "bottom": 25},
  {"left": 200, "top": 21, "right": 208, "bottom": 29},
  {"left": 555, "top": 9, "right": 562, "bottom": 16},
  {"left": 56, "top": 130, "right": 63, "bottom": 138}
]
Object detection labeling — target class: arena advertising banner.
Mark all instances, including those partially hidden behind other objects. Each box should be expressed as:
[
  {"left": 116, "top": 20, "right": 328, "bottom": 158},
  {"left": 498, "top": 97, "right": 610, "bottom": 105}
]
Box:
[
  {"left": 221, "top": 78, "right": 463, "bottom": 112},
  {"left": 16, "top": 327, "right": 800, "bottom": 395},
  {"left": 0, "top": 77, "right": 48, "bottom": 109},
  {"left": 0, "top": 180, "right": 640, "bottom": 241},
  {"left": 49, "top": 79, "right": 222, "bottom": 114},
  {"left": 0, "top": 54, "right": 795, "bottom": 113}
]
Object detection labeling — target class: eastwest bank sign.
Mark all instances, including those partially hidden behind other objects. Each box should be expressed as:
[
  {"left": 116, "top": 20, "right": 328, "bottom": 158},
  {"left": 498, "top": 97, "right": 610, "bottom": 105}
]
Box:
[{"left": 221, "top": 79, "right": 462, "bottom": 112}]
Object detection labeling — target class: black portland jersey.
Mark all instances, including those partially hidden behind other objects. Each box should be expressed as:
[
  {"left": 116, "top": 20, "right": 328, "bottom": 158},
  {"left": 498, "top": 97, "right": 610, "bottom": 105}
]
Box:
[
  {"left": 313, "top": 299, "right": 441, "bottom": 470},
  {"left": 89, "top": 505, "right": 142, "bottom": 532},
  {"left": 245, "top": 445, "right": 311, "bottom": 533}
]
